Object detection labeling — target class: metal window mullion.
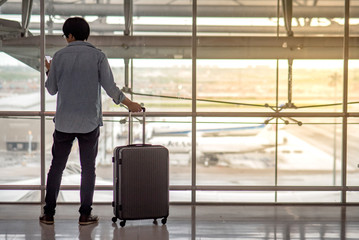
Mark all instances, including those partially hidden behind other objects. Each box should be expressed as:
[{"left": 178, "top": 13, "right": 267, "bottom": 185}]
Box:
[
  {"left": 3, "top": 184, "right": 359, "bottom": 191},
  {"left": 191, "top": 0, "right": 197, "bottom": 206},
  {"left": 40, "top": 0, "right": 46, "bottom": 206},
  {"left": 275, "top": 0, "right": 280, "bottom": 203},
  {"left": 275, "top": 0, "right": 280, "bottom": 202},
  {"left": 341, "top": 0, "right": 350, "bottom": 203},
  {"left": 0, "top": 111, "right": 349, "bottom": 118}
]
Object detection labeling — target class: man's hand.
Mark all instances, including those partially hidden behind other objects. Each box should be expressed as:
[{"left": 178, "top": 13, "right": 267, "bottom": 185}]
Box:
[
  {"left": 128, "top": 102, "right": 142, "bottom": 112},
  {"left": 122, "top": 97, "right": 142, "bottom": 112},
  {"left": 45, "top": 57, "right": 52, "bottom": 71}
]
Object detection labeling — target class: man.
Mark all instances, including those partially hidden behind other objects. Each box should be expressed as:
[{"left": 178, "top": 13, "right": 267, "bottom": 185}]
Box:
[{"left": 39, "top": 17, "right": 142, "bottom": 225}]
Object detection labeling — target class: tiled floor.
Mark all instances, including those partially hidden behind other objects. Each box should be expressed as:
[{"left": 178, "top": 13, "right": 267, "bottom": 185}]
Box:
[{"left": 0, "top": 204, "right": 358, "bottom": 239}]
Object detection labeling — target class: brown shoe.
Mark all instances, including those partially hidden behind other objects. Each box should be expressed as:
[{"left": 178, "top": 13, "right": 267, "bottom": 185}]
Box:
[
  {"left": 39, "top": 214, "right": 54, "bottom": 225},
  {"left": 79, "top": 214, "right": 99, "bottom": 225}
]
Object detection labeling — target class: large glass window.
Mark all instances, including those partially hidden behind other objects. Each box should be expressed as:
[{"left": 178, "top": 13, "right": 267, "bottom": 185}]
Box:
[{"left": 0, "top": 0, "right": 357, "bottom": 204}]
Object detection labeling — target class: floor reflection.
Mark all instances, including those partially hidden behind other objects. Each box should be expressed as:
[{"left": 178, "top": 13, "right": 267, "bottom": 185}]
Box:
[
  {"left": 40, "top": 222, "right": 55, "bottom": 240},
  {"left": 1, "top": 205, "right": 358, "bottom": 240},
  {"left": 112, "top": 223, "right": 169, "bottom": 240},
  {"left": 79, "top": 223, "right": 99, "bottom": 240}
]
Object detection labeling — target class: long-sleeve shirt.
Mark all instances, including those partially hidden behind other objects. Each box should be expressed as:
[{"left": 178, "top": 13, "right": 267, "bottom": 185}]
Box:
[{"left": 45, "top": 41, "right": 125, "bottom": 133}]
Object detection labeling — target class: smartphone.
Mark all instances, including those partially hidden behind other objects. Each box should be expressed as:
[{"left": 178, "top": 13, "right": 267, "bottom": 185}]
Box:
[{"left": 45, "top": 56, "right": 52, "bottom": 62}]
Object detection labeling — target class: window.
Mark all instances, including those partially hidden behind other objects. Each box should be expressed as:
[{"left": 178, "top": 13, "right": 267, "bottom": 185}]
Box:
[{"left": 0, "top": 0, "right": 356, "bottom": 204}]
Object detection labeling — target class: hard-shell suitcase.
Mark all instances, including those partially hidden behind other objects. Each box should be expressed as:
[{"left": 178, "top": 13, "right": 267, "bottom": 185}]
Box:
[{"left": 111, "top": 108, "right": 169, "bottom": 227}]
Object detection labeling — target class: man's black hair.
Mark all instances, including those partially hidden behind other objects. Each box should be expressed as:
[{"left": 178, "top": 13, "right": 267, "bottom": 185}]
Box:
[{"left": 62, "top": 17, "right": 90, "bottom": 41}]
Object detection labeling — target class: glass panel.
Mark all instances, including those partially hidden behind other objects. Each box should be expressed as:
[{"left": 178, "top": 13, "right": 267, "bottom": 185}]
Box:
[
  {"left": 133, "top": 1, "right": 191, "bottom": 36},
  {"left": 277, "top": 118, "right": 342, "bottom": 186},
  {"left": 197, "top": 0, "right": 279, "bottom": 37},
  {"left": 0, "top": 190, "right": 40, "bottom": 202},
  {"left": 0, "top": 117, "right": 41, "bottom": 202},
  {"left": 57, "top": 190, "right": 113, "bottom": 203},
  {"left": 348, "top": 60, "right": 359, "bottom": 112},
  {"left": 0, "top": 0, "right": 40, "bottom": 111},
  {"left": 347, "top": 191, "right": 359, "bottom": 202},
  {"left": 279, "top": 60, "right": 343, "bottom": 112},
  {"left": 197, "top": 60, "right": 276, "bottom": 112},
  {"left": 277, "top": 191, "right": 341, "bottom": 203},
  {"left": 346, "top": 119, "right": 359, "bottom": 186},
  {"left": 292, "top": 0, "right": 344, "bottom": 37},
  {"left": 350, "top": 0, "right": 359, "bottom": 37},
  {"left": 131, "top": 59, "right": 192, "bottom": 112},
  {"left": 0, "top": 118, "right": 41, "bottom": 184},
  {"left": 196, "top": 117, "right": 275, "bottom": 186},
  {"left": 197, "top": 191, "right": 275, "bottom": 203},
  {"left": 0, "top": 57, "right": 40, "bottom": 111},
  {"left": 170, "top": 191, "right": 191, "bottom": 203}
]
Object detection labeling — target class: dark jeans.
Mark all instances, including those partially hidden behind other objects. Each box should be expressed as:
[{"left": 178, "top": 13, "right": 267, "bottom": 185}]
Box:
[{"left": 43, "top": 127, "right": 100, "bottom": 216}]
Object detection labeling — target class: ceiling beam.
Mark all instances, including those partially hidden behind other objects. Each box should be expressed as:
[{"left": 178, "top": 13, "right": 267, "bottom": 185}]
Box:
[
  {"left": 1, "top": 35, "right": 359, "bottom": 66},
  {"left": 0, "top": 3, "right": 355, "bottom": 18},
  {"left": 28, "top": 22, "right": 356, "bottom": 35}
]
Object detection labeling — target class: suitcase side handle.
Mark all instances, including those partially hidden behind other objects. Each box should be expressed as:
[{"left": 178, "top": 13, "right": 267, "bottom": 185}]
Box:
[{"left": 129, "top": 107, "right": 146, "bottom": 145}]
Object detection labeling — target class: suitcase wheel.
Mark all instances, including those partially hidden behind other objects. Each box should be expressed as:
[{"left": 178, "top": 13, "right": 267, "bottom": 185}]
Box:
[
  {"left": 111, "top": 217, "right": 117, "bottom": 223},
  {"left": 161, "top": 218, "right": 167, "bottom": 225},
  {"left": 120, "top": 220, "right": 126, "bottom": 227},
  {"left": 153, "top": 219, "right": 158, "bottom": 225}
]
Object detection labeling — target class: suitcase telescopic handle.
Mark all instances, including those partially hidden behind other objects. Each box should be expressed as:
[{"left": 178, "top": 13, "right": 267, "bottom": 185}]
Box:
[{"left": 128, "top": 107, "right": 146, "bottom": 145}]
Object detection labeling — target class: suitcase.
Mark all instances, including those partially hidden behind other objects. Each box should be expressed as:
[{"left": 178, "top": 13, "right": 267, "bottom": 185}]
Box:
[{"left": 111, "top": 108, "right": 169, "bottom": 227}]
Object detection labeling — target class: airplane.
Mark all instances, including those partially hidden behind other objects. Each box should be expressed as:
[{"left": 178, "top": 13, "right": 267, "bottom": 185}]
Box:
[{"left": 146, "top": 117, "right": 288, "bottom": 167}]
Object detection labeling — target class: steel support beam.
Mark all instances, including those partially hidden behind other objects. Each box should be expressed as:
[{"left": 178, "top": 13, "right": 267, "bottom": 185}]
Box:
[
  {"left": 341, "top": 0, "right": 350, "bottom": 204},
  {"left": 28, "top": 22, "right": 356, "bottom": 35},
  {"left": 123, "top": 0, "right": 132, "bottom": 35},
  {"left": 0, "top": 3, "right": 354, "bottom": 18},
  {"left": 2, "top": 184, "right": 359, "bottom": 192},
  {"left": 282, "top": 0, "right": 293, "bottom": 36},
  {"left": 1, "top": 36, "right": 359, "bottom": 69},
  {"left": 21, "top": 0, "right": 33, "bottom": 36},
  {"left": 0, "top": 111, "right": 348, "bottom": 118}
]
